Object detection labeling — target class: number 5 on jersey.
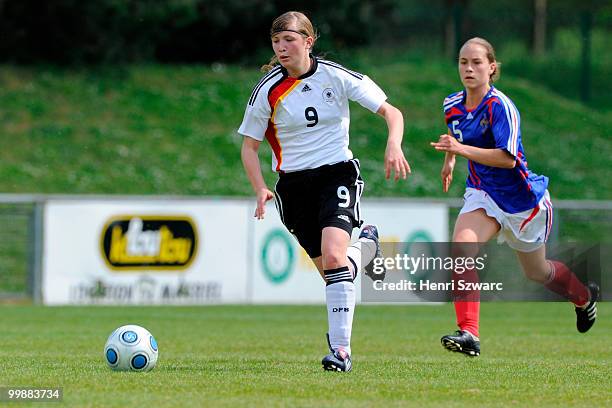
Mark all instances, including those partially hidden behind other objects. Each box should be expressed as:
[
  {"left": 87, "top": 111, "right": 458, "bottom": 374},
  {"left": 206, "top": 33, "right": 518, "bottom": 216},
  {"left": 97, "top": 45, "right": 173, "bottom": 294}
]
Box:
[{"left": 452, "top": 120, "right": 463, "bottom": 142}]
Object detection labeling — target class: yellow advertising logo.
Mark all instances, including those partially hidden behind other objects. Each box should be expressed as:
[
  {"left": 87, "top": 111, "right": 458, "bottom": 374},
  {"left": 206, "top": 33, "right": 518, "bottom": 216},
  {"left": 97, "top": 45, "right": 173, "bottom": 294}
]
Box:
[{"left": 101, "top": 216, "right": 197, "bottom": 271}]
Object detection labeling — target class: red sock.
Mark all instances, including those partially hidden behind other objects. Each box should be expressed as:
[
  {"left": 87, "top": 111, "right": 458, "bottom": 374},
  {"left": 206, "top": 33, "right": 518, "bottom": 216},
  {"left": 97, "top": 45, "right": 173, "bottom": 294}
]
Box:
[
  {"left": 452, "top": 267, "right": 480, "bottom": 337},
  {"left": 545, "top": 261, "right": 589, "bottom": 307},
  {"left": 454, "top": 301, "right": 480, "bottom": 338}
]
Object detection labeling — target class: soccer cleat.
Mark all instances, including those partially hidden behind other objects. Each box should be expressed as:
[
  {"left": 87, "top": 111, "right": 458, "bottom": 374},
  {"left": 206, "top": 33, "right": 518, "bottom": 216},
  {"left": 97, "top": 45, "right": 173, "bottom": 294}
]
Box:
[
  {"left": 576, "top": 282, "right": 599, "bottom": 333},
  {"left": 441, "top": 330, "right": 480, "bottom": 357},
  {"left": 321, "top": 334, "right": 352, "bottom": 372},
  {"left": 322, "top": 349, "right": 352, "bottom": 372},
  {"left": 360, "top": 224, "right": 385, "bottom": 281}
]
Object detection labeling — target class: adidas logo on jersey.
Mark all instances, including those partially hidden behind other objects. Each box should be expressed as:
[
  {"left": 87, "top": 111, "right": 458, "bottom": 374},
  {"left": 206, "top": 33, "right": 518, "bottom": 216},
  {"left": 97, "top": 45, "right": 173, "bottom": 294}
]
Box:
[
  {"left": 301, "top": 84, "right": 312, "bottom": 92},
  {"left": 467, "top": 112, "right": 473, "bottom": 119}
]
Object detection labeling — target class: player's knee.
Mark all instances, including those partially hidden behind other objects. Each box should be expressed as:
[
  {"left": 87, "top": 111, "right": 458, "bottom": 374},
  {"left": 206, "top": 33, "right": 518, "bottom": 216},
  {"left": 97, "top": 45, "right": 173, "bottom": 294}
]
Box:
[
  {"left": 522, "top": 265, "right": 549, "bottom": 283},
  {"left": 322, "top": 251, "right": 346, "bottom": 270},
  {"left": 453, "top": 230, "right": 479, "bottom": 243},
  {"left": 450, "top": 240, "right": 480, "bottom": 259}
]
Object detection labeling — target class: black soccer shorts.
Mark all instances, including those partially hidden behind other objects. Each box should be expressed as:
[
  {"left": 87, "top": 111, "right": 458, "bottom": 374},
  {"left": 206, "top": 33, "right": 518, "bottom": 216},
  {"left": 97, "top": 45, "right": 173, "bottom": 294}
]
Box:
[{"left": 273, "top": 159, "right": 364, "bottom": 258}]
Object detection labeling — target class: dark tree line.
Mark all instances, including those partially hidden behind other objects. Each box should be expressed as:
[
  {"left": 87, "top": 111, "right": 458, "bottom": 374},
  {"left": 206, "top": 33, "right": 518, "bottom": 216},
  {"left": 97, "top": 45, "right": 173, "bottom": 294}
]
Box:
[{"left": 0, "top": 0, "right": 608, "bottom": 65}]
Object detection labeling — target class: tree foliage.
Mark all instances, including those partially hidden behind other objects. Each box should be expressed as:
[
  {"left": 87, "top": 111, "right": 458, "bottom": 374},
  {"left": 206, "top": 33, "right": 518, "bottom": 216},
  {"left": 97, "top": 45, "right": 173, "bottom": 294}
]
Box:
[{"left": 0, "top": 0, "right": 607, "bottom": 64}]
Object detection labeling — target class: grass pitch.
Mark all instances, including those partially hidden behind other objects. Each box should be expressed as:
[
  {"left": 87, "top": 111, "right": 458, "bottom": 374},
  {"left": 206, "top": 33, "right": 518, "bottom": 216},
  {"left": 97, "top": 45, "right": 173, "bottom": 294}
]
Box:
[{"left": 0, "top": 303, "right": 610, "bottom": 407}]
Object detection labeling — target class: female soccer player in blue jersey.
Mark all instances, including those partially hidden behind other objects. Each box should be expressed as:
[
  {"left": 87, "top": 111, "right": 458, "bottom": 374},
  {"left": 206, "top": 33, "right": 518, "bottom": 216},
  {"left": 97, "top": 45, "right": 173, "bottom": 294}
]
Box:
[
  {"left": 431, "top": 37, "right": 598, "bottom": 357},
  {"left": 239, "top": 11, "right": 411, "bottom": 371}
]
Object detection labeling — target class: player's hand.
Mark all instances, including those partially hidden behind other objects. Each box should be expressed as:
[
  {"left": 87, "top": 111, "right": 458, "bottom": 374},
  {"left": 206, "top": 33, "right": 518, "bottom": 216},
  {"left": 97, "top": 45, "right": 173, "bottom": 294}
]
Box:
[
  {"left": 430, "top": 134, "right": 465, "bottom": 155},
  {"left": 441, "top": 161, "right": 454, "bottom": 193},
  {"left": 255, "top": 188, "right": 274, "bottom": 220},
  {"left": 384, "top": 144, "right": 411, "bottom": 181}
]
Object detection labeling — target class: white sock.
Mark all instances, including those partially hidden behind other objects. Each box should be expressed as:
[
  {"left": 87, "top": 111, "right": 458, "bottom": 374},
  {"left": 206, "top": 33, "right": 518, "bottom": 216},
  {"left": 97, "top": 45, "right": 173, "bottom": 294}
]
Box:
[
  {"left": 326, "top": 281, "right": 355, "bottom": 356},
  {"left": 347, "top": 238, "right": 377, "bottom": 277}
]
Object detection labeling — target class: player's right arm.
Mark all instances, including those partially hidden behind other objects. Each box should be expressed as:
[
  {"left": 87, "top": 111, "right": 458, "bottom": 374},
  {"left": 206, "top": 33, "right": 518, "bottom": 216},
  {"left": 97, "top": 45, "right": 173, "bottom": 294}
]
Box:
[
  {"left": 441, "top": 150, "right": 455, "bottom": 193},
  {"left": 241, "top": 137, "right": 274, "bottom": 220},
  {"left": 238, "top": 70, "right": 281, "bottom": 220},
  {"left": 438, "top": 95, "right": 458, "bottom": 192}
]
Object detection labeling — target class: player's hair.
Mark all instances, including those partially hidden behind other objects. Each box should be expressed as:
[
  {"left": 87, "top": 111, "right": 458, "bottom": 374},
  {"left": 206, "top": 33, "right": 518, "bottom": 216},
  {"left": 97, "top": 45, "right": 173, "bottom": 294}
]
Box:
[
  {"left": 461, "top": 37, "right": 502, "bottom": 83},
  {"left": 261, "top": 11, "right": 319, "bottom": 73}
]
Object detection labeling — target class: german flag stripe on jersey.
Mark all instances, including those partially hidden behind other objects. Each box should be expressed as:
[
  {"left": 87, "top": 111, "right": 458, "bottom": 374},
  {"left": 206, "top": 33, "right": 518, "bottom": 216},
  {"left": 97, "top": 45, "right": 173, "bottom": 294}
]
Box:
[{"left": 265, "top": 77, "right": 301, "bottom": 171}]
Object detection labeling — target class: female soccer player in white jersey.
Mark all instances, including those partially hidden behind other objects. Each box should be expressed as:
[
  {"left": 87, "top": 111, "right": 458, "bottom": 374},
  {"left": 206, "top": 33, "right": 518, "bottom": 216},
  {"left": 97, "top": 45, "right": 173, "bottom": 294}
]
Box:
[
  {"left": 239, "top": 11, "right": 411, "bottom": 371},
  {"left": 431, "top": 37, "right": 598, "bottom": 357}
]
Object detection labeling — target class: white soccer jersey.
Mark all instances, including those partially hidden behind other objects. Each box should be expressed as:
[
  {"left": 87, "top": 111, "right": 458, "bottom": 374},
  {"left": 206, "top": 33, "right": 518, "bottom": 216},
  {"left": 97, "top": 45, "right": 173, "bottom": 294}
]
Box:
[{"left": 238, "top": 57, "right": 387, "bottom": 172}]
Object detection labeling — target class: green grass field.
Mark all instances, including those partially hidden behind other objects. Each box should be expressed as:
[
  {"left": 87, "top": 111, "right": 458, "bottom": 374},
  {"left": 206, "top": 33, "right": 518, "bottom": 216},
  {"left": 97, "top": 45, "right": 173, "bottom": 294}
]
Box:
[{"left": 0, "top": 304, "right": 610, "bottom": 407}]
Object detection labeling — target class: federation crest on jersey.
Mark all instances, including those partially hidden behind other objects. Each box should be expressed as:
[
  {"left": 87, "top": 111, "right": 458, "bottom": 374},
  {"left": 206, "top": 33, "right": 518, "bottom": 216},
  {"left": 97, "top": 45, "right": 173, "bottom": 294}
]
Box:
[
  {"left": 322, "top": 88, "right": 336, "bottom": 104},
  {"left": 480, "top": 117, "right": 489, "bottom": 130}
]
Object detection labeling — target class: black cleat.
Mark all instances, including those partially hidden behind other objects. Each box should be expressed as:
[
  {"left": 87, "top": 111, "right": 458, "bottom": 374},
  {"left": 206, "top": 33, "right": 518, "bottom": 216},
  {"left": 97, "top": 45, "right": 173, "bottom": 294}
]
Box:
[
  {"left": 360, "top": 224, "right": 385, "bottom": 281},
  {"left": 576, "top": 282, "right": 599, "bottom": 333},
  {"left": 321, "top": 334, "right": 352, "bottom": 372},
  {"left": 322, "top": 349, "right": 352, "bottom": 372},
  {"left": 441, "top": 330, "right": 480, "bottom": 357}
]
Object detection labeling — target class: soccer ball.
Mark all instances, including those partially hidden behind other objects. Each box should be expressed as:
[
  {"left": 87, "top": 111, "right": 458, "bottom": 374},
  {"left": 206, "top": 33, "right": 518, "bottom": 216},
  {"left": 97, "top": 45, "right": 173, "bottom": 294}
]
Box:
[{"left": 104, "top": 325, "right": 158, "bottom": 371}]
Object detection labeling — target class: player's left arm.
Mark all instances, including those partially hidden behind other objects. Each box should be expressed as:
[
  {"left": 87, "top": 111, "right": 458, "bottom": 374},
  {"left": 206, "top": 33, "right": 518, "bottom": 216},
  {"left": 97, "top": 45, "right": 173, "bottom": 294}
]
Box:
[
  {"left": 430, "top": 135, "right": 515, "bottom": 168},
  {"left": 377, "top": 102, "right": 411, "bottom": 180},
  {"left": 343, "top": 71, "right": 410, "bottom": 181}
]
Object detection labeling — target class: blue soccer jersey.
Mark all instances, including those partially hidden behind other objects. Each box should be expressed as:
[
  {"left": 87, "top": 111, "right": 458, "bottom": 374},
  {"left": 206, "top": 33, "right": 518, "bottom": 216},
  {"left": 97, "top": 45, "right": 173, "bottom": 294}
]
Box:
[{"left": 443, "top": 86, "right": 548, "bottom": 213}]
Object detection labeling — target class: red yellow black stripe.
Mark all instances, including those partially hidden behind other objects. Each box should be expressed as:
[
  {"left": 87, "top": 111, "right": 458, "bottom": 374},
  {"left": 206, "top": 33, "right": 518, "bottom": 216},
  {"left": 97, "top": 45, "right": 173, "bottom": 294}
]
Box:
[{"left": 264, "top": 77, "right": 301, "bottom": 171}]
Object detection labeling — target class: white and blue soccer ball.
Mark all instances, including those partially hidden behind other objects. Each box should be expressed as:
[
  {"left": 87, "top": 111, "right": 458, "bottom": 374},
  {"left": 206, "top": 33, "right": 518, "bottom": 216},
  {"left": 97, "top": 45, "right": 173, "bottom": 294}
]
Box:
[{"left": 104, "top": 325, "right": 158, "bottom": 371}]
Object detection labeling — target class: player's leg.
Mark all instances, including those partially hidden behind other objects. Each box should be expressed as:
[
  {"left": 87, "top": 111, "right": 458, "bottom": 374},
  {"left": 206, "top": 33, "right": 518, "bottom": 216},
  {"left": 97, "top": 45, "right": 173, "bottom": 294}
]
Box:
[
  {"left": 310, "top": 256, "right": 325, "bottom": 279},
  {"left": 275, "top": 202, "right": 355, "bottom": 370},
  {"left": 275, "top": 171, "right": 327, "bottom": 281},
  {"left": 348, "top": 224, "right": 384, "bottom": 281},
  {"left": 319, "top": 224, "right": 380, "bottom": 372},
  {"left": 516, "top": 246, "right": 598, "bottom": 333},
  {"left": 308, "top": 234, "right": 380, "bottom": 281},
  {"left": 319, "top": 225, "right": 381, "bottom": 369},
  {"left": 320, "top": 226, "right": 354, "bottom": 372},
  {"left": 509, "top": 191, "right": 598, "bottom": 333},
  {"left": 274, "top": 168, "right": 355, "bottom": 370},
  {"left": 515, "top": 246, "right": 551, "bottom": 283},
  {"left": 453, "top": 208, "right": 501, "bottom": 243},
  {"left": 322, "top": 159, "right": 380, "bottom": 281},
  {"left": 321, "top": 226, "right": 352, "bottom": 269},
  {"left": 318, "top": 160, "right": 369, "bottom": 372},
  {"left": 276, "top": 193, "right": 358, "bottom": 370},
  {"left": 441, "top": 208, "right": 500, "bottom": 357}
]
